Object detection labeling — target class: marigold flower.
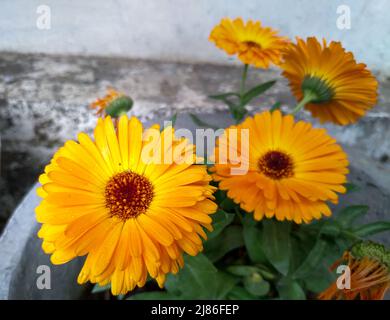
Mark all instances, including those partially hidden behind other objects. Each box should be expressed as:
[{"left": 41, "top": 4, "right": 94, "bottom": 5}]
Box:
[
  {"left": 36, "top": 115, "right": 216, "bottom": 295},
  {"left": 281, "top": 37, "right": 378, "bottom": 125},
  {"left": 319, "top": 241, "right": 390, "bottom": 300},
  {"left": 209, "top": 17, "right": 289, "bottom": 68},
  {"left": 211, "top": 110, "right": 349, "bottom": 223},
  {"left": 90, "top": 88, "right": 133, "bottom": 117}
]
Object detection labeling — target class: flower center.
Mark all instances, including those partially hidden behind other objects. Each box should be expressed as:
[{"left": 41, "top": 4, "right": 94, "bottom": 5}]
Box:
[
  {"left": 351, "top": 241, "right": 390, "bottom": 270},
  {"left": 105, "top": 171, "right": 153, "bottom": 220},
  {"left": 243, "top": 40, "right": 262, "bottom": 50},
  {"left": 301, "top": 75, "right": 334, "bottom": 103},
  {"left": 258, "top": 150, "right": 294, "bottom": 180}
]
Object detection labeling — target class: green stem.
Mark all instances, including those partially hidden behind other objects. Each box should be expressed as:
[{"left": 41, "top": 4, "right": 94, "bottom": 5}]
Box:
[
  {"left": 240, "top": 64, "right": 249, "bottom": 98},
  {"left": 230, "top": 64, "right": 249, "bottom": 124},
  {"left": 291, "top": 90, "right": 317, "bottom": 115},
  {"left": 234, "top": 207, "right": 243, "bottom": 223},
  {"left": 341, "top": 230, "right": 361, "bottom": 242}
]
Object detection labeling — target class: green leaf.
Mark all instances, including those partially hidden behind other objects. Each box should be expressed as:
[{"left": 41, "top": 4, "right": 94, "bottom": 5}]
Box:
[
  {"left": 214, "top": 189, "right": 227, "bottom": 203},
  {"left": 209, "top": 92, "right": 240, "bottom": 100},
  {"left": 344, "top": 182, "right": 360, "bottom": 193},
  {"left": 226, "top": 265, "right": 261, "bottom": 277},
  {"left": 208, "top": 209, "right": 235, "bottom": 240},
  {"left": 319, "top": 221, "right": 341, "bottom": 237},
  {"left": 204, "top": 225, "right": 244, "bottom": 262},
  {"left": 352, "top": 221, "right": 390, "bottom": 237},
  {"left": 189, "top": 113, "right": 218, "bottom": 129},
  {"left": 254, "top": 265, "right": 277, "bottom": 281},
  {"left": 303, "top": 266, "right": 336, "bottom": 294},
  {"left": 165, "top": 254, "right": 237, "bottom": 299},
  {"left": 262, "top": 220, "right": 291, "bottom": 275},
  {"left": 227, "top": 286, "right": 258, "bottom": 300},
  {"left": 277, "top": 277, "right": 306, "bottom": 300},
  {"left": 226, "top": 265, "right": 276, "bottom": 281},
  {"left": 92, "top": 283, "right": 111, "bottom": 294},
  {"left": 243, "top": 222, "right": 268, "bottom": 264},
  {"left": 170, "top": 112, "right": 177, "bottom": 127},
  {"left": 220, "top": 196, "right": 237, "bottom": 212},
  {"left": 220, "top": 97, "right": 239, "bottom": 114},
  {"left": 243, "top": 273, "right": 270, "bottom": 297},
  {"left": 293, "top": 238, "right": 328, "bottom": 279},
  {"left": 128, "top": 291, "right": 178, "bottom": 300},
  {"left": 241, "top": 80, "right": 276, "bottom": 106},
  {"left": 270, "top": 101, "right": 282, "bottom": 112},
  {"left": 337, "top": 205, "right": 369, "bottom": 227}
]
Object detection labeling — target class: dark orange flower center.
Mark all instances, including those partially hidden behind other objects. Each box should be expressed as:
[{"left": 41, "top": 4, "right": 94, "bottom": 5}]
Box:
[
  {"left": 258, "top": 150, "right": 294, "bottom": 180},
  {"left": 243, "top": 40, "right": 262, "bottom": 49},
  {"left": 105, "top": 171, "right": 153, "bottom": 220}
]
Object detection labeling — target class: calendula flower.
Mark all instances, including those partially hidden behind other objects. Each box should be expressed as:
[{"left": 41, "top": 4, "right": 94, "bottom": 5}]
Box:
[
  {"left": 90, "top": 88, "right": 133, "bottom": 117},
  {"left": 211, "top": 110, "right": 349, "bottom": 223},
  {"left": 209, "top": 17, "right": 289, "bottom": 68},
  {"left": 36, "top": 115, "right": 216, "bottom": 295},
  {"left": 281, "top": 37, "right": 378, "bottom": 125},
  {"left": 319, "top": 241, "right": 390, "bottom": 300}
]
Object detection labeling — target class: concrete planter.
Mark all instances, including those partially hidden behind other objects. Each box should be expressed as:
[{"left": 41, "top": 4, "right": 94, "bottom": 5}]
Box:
[{"left": 1, "top": 113, "right": 389, "bottom": 300}]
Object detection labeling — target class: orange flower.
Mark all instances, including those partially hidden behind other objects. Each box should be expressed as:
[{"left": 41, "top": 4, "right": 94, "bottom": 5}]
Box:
[
  {"left": 281, "top": 37, "right": 378, "bottom": 125},
  {"left": 209, "top": 18, "right": 289, "bottom": 68},
  {"left": 319, "top": 242, "right": 390, "bottom": 300}
]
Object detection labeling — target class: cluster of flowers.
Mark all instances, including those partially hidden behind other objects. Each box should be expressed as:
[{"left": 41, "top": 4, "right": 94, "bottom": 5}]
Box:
[{"left": 35, "top": 18, "right": 389, "bottom": 299}]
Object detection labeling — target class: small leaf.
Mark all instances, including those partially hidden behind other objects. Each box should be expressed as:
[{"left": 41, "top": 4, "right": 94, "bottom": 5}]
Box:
[
  {"left": 243, "top": 223, "right": 268, "bottom": 264},
  {"left": 352, "top": 221, "right": 390, "bottom": 237},
  {"left": 241, "top": 80, "right": 276, "bottom": 106},
  {"left": 204, "top": 225, "right": 244, "bottom": 262},
  {"left": 344, "top": 182, "right": 360, "bottom": 193},
  {"left": 92, "top": 283, "right": 111, "bottom": 294},
  {"left": 277, "top": 277, "right": 306, "bottom": 300},
  {"left": 227, "top": 286, "right": 258, "bottom": 300},
  {"left": 218, "top": 97, "right": 239, "bottom": 114},
  {"left": 207, "top": 209, "right": 235, "bottom": 239},
  {"left": 293, "top": 239, "right": 328, "bottom": 279},
  {"left": 226, "top": 265, "right": 260, "bottom": 277},
  {"left": 304, "top": 266, "right": 336, "bottom": 294},
  {"left": 165, "top": 254, "right": 237, "bottom": 299},
  {"left": 254, "top": 265, "right": 277, "bottom": 281},
  {"left": 243, "top": 273, "right": 270, "bottom": 297},
  {"left": 170, "top": 112, "right": 177, "bottom": 127},
  {"left": 209, "top": 92, "right": 240, "bottom": 100},
  {"left": 189, "top": 113, "right": 218, "bottom": 129},
  {"left": 270, "top": 101, "right": 282, "bottom": 112},
  {"left": 320, "top": 221, "right": 341, "bottom": 237},
  {"left": 337, "top": 205, "right": 369, "bottom": 227},
  {"left": 226, "top": 265, "right": 276, "bottom": 280},
  {"left": 220, "top": 196, "right": 237, "bottom": 212},
  {"left": 262, "top": 220, "right": 291, "bottom": 275}
]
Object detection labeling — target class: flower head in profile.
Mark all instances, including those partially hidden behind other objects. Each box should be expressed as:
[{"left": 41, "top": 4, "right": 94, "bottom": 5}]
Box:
[
  {"left": 90, "top": 88, "right": 133, "bottom": 117},
  {"left": 281, "top": 37, "right": 378, "bottom": 125},
  {"left": 209, "top": 17, "right": 289, "bottom": 68},
  {"left": 36, "top": 115, "right": 216, "bottom": 295},
  {"left": 319, "top": 241, "right": 390, "bottom": 300},
  {"left": 211, "top": 110, "right": 349, "bottom": 224}
]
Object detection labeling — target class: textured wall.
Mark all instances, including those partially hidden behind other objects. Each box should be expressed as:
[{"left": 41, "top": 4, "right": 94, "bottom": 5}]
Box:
[{"left": 1, "top": 0, "right": 390, "bottom": 72}]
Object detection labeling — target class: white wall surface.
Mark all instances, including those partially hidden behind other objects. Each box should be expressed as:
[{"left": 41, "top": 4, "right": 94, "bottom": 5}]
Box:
[{"left": 1, "top": 0, "right": 390, "bottom": 72}]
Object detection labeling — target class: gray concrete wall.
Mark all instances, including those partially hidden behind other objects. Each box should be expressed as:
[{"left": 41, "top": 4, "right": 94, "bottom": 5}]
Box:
[{"left": 1, "top": 0, "right": 390, "bottom": 73}]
